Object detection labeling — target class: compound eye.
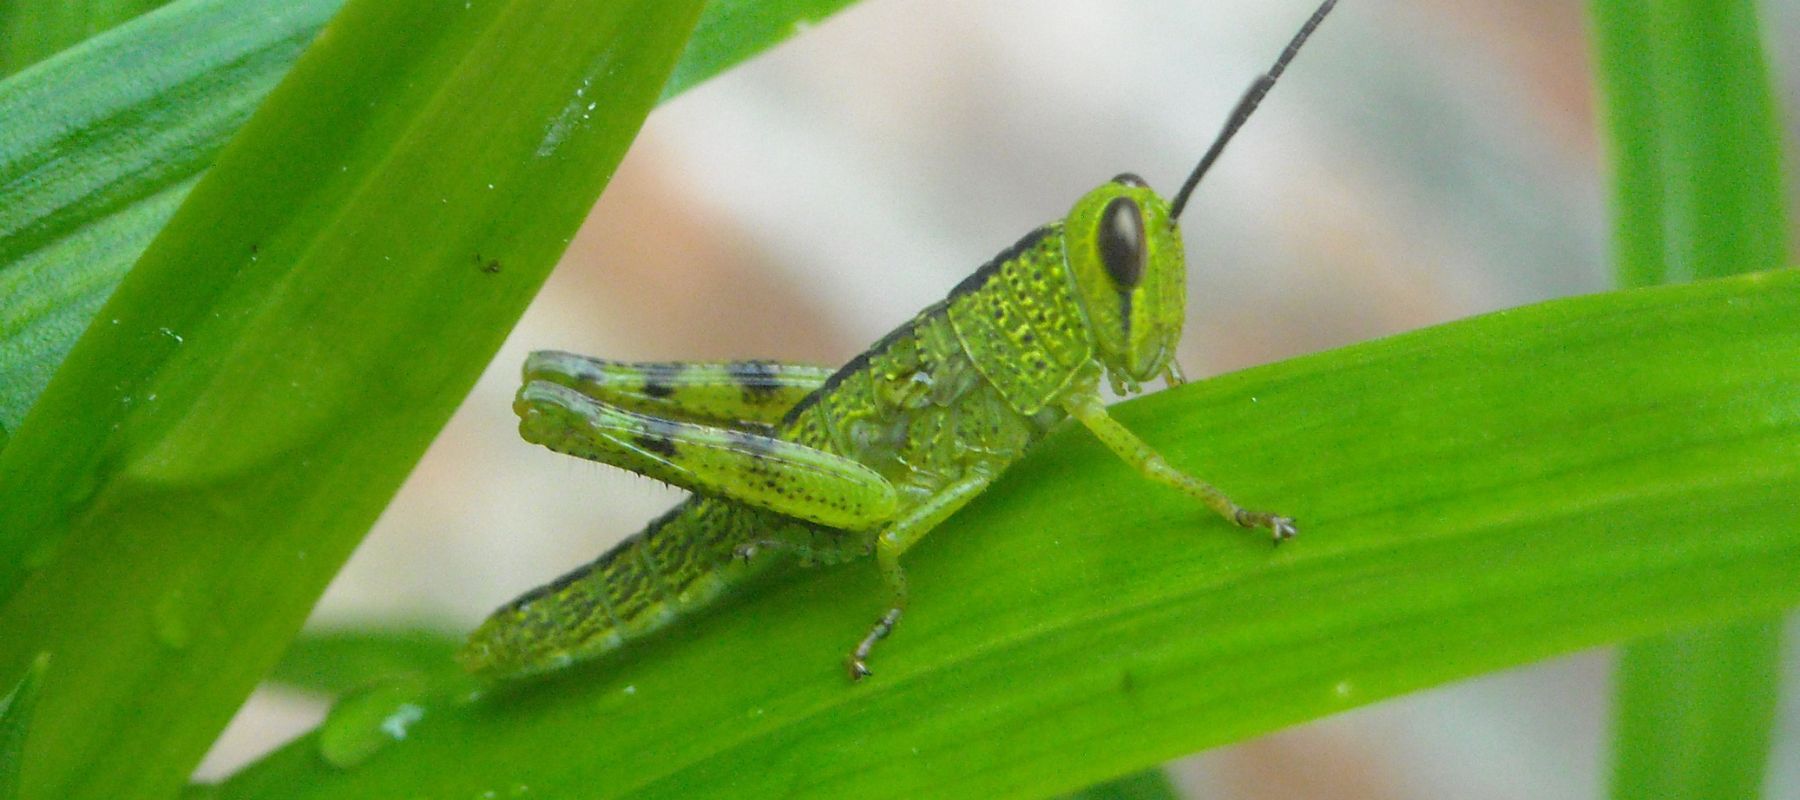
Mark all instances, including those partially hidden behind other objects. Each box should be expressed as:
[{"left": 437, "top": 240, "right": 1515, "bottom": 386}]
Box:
[
  {"left": 1111, "top": 172, "right": 1149, "bottom": 188},
  {"left": 1097, "top": 196, "right": 1146, "bottom": 289}
]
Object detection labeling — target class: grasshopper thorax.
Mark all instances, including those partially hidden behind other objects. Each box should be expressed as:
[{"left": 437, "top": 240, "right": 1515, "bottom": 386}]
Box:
[{"left": 1063, "top": 174, "right": 1187, "bottom": 390}]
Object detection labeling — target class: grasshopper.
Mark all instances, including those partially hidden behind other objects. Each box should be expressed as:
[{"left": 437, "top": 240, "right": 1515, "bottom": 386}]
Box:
[{"left": 463, "top": 0, "right": 1337, "bottom": 682}]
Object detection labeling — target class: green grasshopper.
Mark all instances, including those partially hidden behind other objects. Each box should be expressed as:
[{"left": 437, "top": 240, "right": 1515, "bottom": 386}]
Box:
[{"left": 463, "top": 0, "right": 1338, "bottom": 682}]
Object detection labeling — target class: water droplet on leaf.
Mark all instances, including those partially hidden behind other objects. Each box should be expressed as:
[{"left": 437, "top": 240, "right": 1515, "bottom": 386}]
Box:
[{"left": 317, "top": 675, "right": 430, "bottom": 768}]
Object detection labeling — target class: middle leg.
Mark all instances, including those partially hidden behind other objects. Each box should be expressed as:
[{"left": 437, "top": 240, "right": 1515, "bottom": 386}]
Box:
[{"left": 848, "top": 469, "right": 995, "bottom": 681}]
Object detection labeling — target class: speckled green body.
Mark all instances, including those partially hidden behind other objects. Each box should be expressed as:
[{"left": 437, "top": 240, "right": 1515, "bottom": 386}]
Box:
[{"left": 464, "top": 220, "right": 1118, "bottom": 678}]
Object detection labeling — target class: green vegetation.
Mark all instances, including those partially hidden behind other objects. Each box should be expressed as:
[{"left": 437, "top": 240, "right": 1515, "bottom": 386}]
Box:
[{"left": 0, "top": 1, "right": 1789, "bottom": 797}]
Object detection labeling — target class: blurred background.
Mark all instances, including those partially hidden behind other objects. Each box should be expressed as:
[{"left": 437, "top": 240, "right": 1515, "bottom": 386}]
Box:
[{"left": 202, "top": 0, "right": 1800, "bottom": 796}]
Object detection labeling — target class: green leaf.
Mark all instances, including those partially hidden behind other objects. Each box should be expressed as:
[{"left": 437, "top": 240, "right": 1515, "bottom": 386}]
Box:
[
  {"left": 0, "top": 0, "right": 857, "bottom": 447},
  {"left": 0, "top": 655, "right": 48, "bottom": 800},
  {"left": 1056, "top": 768, "right": 1181, "bottom": 800},
  {"left": 0, "top": 1, "right": 705, "bottom": 797},
  {"left": 661, "top": 0, "right": 859, "bottom": 102},
  {"left": 1610, "top": 619, "right": 1782, "bottom": 800},
  {"left": 0, "top": 0, "right": 343, "bottom": 438},
  {"left": 1589, "top": 2, "right": 1789, "bottom": 797},
  {"left": 218, "top": 271, "right": 1800, "bottom": 798},
  {"left": 0, "top": 0, "right": 170, "bottom": 77},
  {"left": 1588, "top": 0, "right": 1788, "bottom": 288},
  {"left": 269, "top": 627, "right": 462, "bottom": 697}
]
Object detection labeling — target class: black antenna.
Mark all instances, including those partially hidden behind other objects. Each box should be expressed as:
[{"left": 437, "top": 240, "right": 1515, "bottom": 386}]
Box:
[{"left": 1167, "top": 0, "right": 1339, "bottom": 222}]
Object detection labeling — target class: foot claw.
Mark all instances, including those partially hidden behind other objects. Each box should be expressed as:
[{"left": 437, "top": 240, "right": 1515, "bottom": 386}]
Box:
[
  {"left": 848, "top": 658, "right": 872, "bottom": 682},
  {"left": 1234, "top": 508, "right": 1298, "bottom": 544},
  {"left": 1269, "top": 516, "right": 1298, "bottom": 544},
  {"left": 847, "top": 608, "right": 902, "bottom": 683}
]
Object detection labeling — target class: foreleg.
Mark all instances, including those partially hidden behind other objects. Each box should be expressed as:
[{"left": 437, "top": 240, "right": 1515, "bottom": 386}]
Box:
[{"left": 1063, "top": 392, "right": 1295, "bottom": 542}]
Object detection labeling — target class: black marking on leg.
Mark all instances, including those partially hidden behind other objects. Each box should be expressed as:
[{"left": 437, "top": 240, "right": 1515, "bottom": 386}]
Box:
[
  {"left": 635, "top": 433, "right": 678, "bottom": 458},
  {"left": 726, "top": 429, "right": 777, "bottom": 457},
  {"left": 637, "top": 362, "right": 686, "bottom": 400},
  {"left": 735, "top": 360, "right": 785, "bottom": 403}
]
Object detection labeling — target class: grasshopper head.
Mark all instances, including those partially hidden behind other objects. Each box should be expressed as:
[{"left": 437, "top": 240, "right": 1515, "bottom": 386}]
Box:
[
  {"left": 1057, "top": 0, "right": 1340, "bottom": 390},
  {"left": 1065, "top": 174, "right": 1186, "bottom": 390}
]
